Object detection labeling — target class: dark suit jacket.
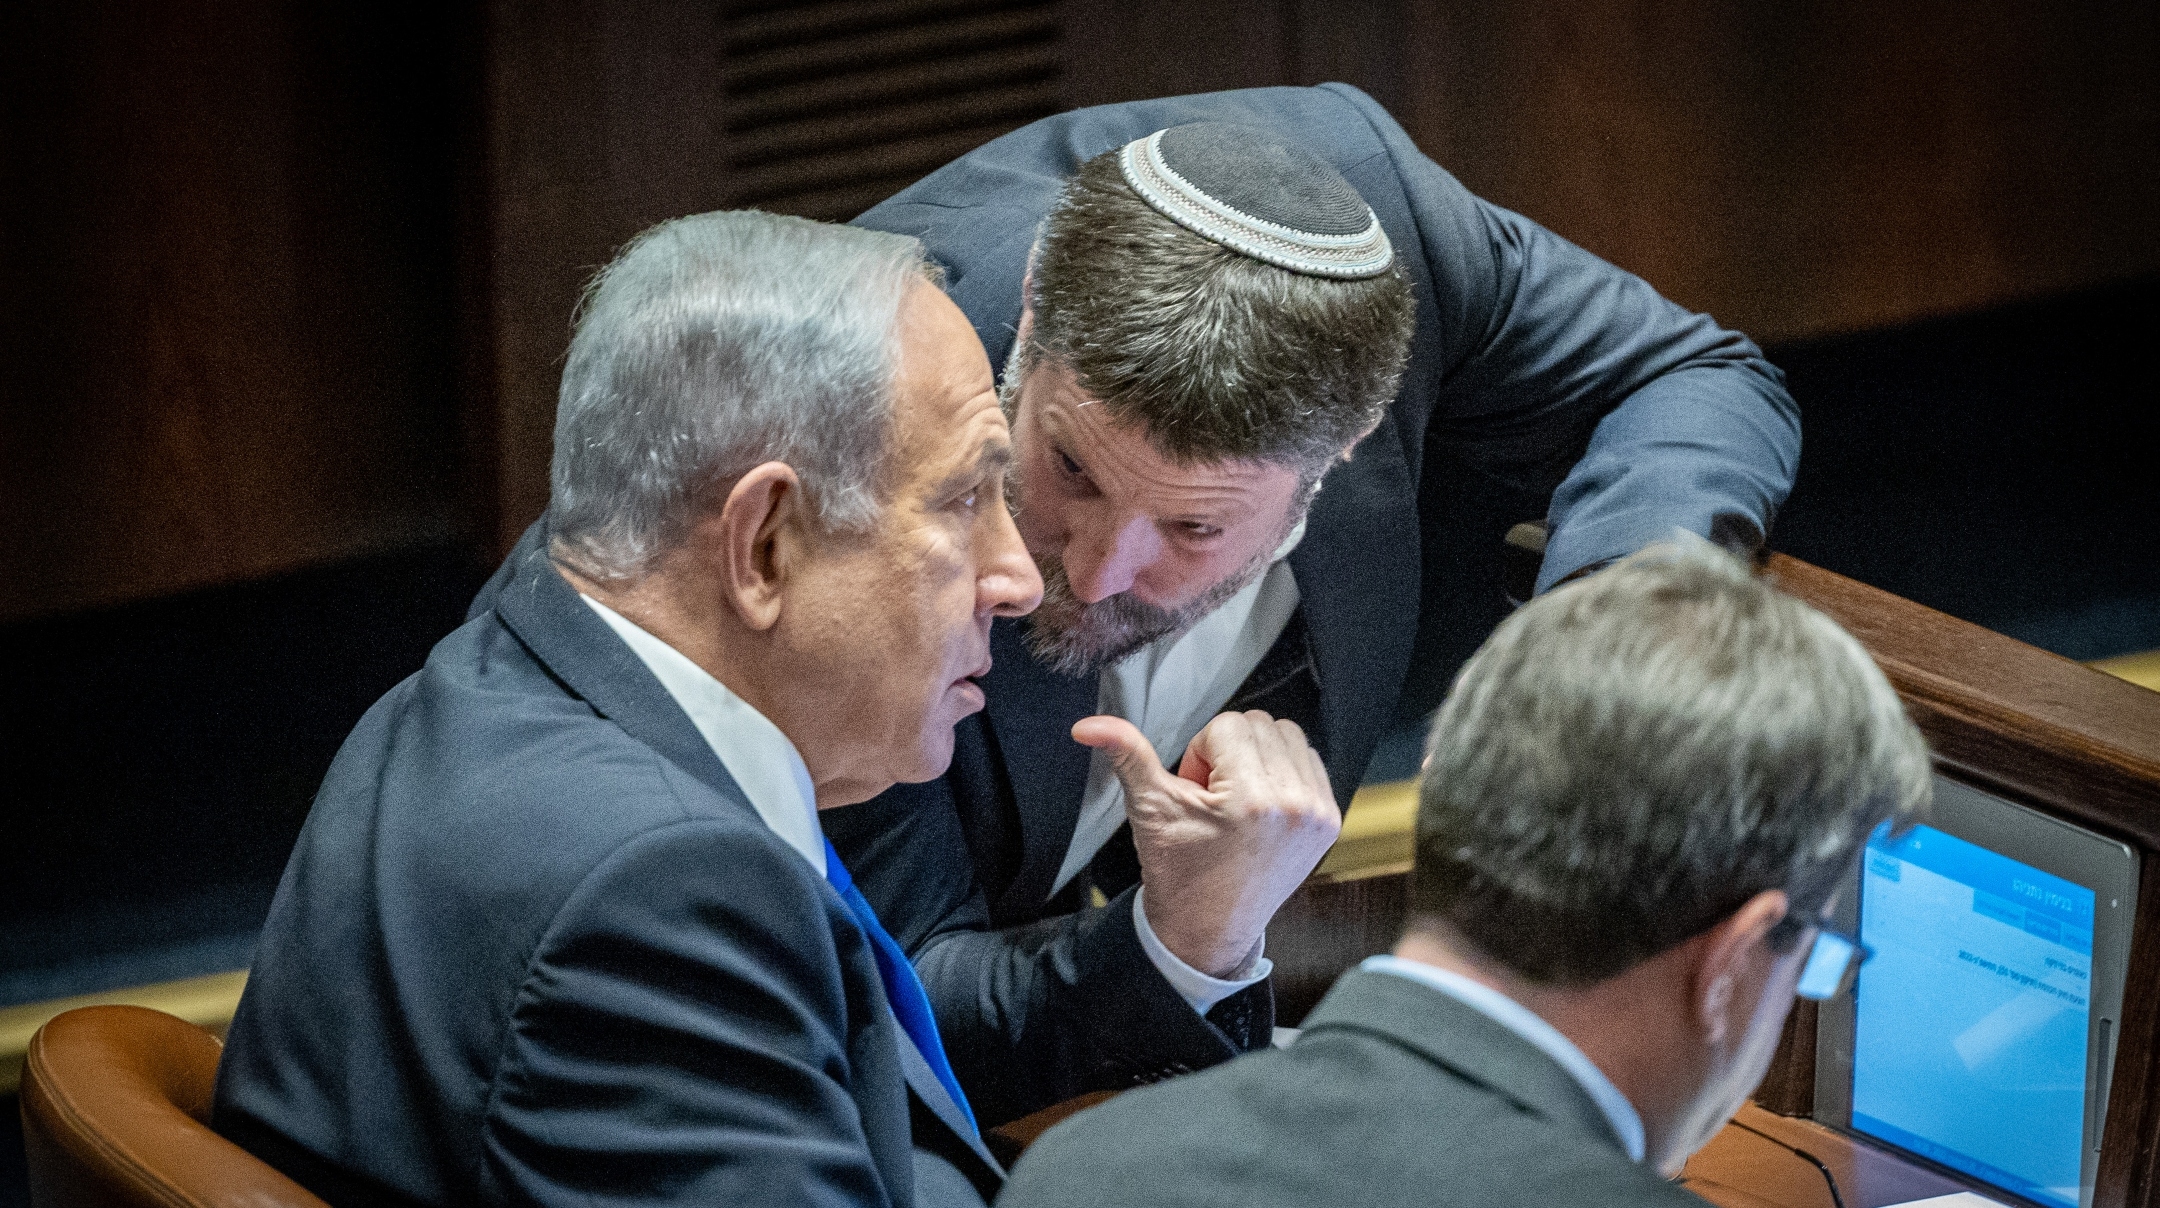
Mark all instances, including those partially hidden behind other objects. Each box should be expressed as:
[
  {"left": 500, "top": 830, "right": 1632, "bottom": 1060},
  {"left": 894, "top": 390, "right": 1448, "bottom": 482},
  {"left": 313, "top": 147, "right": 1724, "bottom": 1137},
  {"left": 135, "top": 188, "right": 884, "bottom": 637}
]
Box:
[
  {"left": 469, "top": 84, "right": 1798, "bottom": 1126},
  {"left": 998, "top": 968, "right": 1706, "bottom": 1208},
  {"left": 216, "top": 548, "right": 1000, "bottom": 1207}
]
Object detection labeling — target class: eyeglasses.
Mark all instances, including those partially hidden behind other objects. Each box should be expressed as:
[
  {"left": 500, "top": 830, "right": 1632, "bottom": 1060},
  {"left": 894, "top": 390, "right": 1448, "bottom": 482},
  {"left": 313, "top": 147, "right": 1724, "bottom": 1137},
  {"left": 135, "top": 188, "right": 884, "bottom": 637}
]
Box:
[{"left": 1787, "top": 916, "right": 1872, "bottom": 1001}]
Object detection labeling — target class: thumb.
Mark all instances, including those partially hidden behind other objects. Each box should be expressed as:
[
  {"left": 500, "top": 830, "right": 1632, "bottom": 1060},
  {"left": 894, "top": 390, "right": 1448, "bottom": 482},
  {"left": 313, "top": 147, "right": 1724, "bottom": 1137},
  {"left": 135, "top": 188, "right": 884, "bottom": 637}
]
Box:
[{"left": 1072, "top": 715, "right": 1168, "bottom": 787}]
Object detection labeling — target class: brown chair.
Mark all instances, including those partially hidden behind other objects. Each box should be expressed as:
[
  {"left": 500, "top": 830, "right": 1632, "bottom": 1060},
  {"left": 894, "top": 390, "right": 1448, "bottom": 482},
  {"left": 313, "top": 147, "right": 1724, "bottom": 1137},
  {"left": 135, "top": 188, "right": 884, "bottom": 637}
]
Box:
[{"left": 19, "top": 1005, "right": 326, "bottom": 1208}]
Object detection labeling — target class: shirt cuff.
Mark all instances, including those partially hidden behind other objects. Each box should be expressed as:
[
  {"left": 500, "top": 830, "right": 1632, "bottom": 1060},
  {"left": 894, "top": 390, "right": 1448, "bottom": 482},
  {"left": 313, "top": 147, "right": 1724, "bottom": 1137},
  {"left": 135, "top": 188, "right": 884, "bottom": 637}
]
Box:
[{"left": 1132, "top": 887, "right": 1272, "bottom": 1016}]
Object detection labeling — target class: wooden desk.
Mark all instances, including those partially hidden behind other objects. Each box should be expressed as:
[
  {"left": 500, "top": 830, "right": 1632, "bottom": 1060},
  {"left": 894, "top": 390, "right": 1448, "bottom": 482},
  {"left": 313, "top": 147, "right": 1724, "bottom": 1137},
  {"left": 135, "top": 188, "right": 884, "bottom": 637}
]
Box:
[{"left": 1685, "top": 1104, "right": 1985, "bottom": 1208}]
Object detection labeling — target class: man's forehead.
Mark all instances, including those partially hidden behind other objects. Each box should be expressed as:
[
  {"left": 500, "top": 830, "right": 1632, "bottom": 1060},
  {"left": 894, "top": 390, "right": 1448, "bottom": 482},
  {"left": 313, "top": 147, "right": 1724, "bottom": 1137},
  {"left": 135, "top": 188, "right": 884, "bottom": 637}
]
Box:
[{"left": 909, "top": 388, "right": 1009, "bottom": 474}]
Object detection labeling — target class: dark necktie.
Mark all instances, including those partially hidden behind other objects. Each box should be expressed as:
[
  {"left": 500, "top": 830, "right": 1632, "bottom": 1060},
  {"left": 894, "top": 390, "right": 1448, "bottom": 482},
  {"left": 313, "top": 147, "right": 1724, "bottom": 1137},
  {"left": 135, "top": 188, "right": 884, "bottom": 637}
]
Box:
[{"left": 821, "top": 837, "right": 979, "bottom": 1136}]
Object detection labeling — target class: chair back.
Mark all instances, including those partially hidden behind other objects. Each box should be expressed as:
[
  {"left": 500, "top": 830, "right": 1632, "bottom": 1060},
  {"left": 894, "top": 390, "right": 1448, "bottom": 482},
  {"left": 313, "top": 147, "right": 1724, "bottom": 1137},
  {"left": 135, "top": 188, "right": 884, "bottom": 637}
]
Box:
[{"left": 19, "top": 1005, "right": 327, "bottom": 1208}]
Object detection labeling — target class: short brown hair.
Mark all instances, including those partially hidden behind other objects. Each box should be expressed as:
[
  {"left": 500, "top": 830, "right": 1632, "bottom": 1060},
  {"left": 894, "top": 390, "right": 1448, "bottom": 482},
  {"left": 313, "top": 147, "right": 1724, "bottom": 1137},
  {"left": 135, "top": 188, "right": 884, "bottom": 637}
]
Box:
[
  {"left": 1410, "top": 537, "right": 1931, "bottom": 985},
  {"left": 1026, "top": 150, "right": 1416, "bottom": 474}
]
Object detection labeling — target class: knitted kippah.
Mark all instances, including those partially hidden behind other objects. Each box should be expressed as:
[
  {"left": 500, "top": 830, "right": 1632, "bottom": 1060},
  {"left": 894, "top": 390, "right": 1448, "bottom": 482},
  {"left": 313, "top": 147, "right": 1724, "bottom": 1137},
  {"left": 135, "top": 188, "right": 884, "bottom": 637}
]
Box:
[{"left": 1116, "top": 122, "right": 1394, "bottom": 279}]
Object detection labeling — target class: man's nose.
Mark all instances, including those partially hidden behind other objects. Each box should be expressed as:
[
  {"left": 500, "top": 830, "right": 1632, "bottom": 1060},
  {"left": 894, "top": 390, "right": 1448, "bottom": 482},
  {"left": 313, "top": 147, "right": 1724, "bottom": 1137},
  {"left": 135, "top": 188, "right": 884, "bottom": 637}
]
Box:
[
  {"left": 1064, "top": 514, "right": 1159, "bottom": 604},
  {"left": 982, "top": 501, "right": 1044, "bottom": 618}
]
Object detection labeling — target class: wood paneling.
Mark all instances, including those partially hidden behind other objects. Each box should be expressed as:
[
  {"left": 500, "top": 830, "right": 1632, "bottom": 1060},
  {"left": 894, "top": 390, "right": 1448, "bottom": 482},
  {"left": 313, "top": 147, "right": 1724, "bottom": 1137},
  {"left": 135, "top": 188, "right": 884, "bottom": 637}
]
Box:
[
  {"left": 720, "top": 1, "right": 1063, "bottom": 222},
  {"left": 0, "top": 4, "right": 471, "bottom": 624},
  {"left": 15, "top": 1, "right": 2152, "bottom": 609},
  {"left": 1267, "top": 871, "right": 1408, "bottom": 1026},
  {"left": 1397, "top": 0, "right": 2160, "bottom": 342},
  {"left": 1069, "top": 0, "right": 2159, "bottom": 342}
]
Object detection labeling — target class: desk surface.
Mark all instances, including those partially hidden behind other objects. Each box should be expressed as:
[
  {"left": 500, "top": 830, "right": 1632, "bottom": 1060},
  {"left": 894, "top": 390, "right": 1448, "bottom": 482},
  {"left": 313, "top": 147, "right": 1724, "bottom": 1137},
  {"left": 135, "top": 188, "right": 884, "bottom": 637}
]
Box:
[{"left": 1685, "top": 1103, "right": 1991, "bottom": 1208}]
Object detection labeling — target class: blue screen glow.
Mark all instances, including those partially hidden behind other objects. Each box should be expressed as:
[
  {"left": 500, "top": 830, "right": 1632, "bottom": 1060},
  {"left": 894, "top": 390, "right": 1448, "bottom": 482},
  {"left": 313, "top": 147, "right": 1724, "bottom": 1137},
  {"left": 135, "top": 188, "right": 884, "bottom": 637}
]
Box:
[{"left": 1852, "top": 822, "right": 2095, "bottom": 1207}]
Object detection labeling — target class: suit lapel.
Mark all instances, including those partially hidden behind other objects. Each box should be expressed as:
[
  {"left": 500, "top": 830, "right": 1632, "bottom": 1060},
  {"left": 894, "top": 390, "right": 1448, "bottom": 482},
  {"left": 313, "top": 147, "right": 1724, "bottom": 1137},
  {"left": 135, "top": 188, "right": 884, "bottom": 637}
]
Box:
[
  {"left": 1291, "top": 413, "right": 1423, "bottom": 807},
  {"left": 979, "top": 615, "right": 1100, "bottom": 913},
  {"left": 492, "top": 552, "right": 743, "bottom": 806}
]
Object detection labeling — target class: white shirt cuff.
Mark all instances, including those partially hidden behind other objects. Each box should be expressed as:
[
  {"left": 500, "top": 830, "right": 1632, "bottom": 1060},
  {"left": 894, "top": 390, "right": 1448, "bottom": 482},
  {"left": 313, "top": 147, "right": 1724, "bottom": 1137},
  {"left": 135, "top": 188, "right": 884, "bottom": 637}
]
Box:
[{"left": 1131, "top": 887, "right": 1272, "bottom": 1016}]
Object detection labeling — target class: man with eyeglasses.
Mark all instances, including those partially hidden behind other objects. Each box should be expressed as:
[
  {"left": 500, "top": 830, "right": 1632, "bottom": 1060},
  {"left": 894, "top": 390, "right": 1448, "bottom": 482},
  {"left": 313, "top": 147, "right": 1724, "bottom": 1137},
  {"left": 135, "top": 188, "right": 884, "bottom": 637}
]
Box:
[{"left": 1000, "top": 536, "right": 1931, "bottom": 1207}]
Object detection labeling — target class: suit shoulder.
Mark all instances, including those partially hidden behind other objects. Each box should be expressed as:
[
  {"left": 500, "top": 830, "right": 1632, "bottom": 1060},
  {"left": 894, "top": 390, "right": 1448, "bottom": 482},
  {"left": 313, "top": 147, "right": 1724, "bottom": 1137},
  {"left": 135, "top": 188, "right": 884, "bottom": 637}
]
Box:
[
  {"left": 304, "top": 613, "right": 793, "bottom": 944},
  {"left": 1005, "top": 1030, "right": 1687, "bottom": 1208}
]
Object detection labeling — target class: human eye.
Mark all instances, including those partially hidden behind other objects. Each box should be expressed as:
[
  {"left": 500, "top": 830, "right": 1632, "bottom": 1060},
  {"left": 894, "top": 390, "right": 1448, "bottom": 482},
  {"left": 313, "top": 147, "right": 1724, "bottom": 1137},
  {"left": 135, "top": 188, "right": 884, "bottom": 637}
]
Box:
[
  {"left": 1050, "top": 446, "right": 1098, "bottom": 498},
  {"left": 1176, "top": 520, "right": 1223, "bottom": 541}
]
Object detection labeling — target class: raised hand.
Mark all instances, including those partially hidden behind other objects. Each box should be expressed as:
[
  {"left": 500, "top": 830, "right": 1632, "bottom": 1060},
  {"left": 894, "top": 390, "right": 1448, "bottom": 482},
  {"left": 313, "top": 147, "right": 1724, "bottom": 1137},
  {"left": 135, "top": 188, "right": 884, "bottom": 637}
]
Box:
[{"left": 1071, "top": 710, "right": 1342, "bottom": 978}]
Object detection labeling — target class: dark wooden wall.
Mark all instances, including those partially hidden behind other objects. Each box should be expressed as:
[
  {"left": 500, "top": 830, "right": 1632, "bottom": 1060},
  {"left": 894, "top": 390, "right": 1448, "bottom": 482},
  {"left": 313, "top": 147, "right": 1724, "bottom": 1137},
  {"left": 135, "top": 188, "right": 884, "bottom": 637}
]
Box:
[
  {"left": 1072, "top": 0, "right": 2160, "bottom": 343},
  {"left": 1, "top": 3, "right": 473, "bottom": 624},
  {"left": 6, "top": 0, "right": 2155, "bottom": 608},
  {"left": 1395, "top": 0, "right": 2160, "bottom": 344}
]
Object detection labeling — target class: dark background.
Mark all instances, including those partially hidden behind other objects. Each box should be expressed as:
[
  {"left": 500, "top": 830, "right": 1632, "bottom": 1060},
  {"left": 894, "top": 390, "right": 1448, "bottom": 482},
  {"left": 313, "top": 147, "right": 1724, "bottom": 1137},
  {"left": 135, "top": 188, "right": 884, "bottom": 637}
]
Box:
[{"left": 3, "top": 0, "right": 2156, "bottom": 1201}]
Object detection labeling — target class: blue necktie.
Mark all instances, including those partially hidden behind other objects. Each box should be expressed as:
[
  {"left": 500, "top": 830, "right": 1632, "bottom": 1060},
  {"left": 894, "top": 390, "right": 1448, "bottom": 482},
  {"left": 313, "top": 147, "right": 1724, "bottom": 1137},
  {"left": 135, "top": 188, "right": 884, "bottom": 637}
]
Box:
[{"left": 822, "top": 838, "right": 979, "bottom": 1136}]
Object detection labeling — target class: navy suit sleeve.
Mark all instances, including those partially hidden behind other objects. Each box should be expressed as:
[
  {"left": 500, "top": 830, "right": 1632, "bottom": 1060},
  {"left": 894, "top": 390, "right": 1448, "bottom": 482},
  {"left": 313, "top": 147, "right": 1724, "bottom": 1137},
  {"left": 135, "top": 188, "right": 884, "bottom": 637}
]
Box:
[
  {"left": 1325, "top": 84, "right": 1800, "bottom": 590},
  {"left": 481, "top": 822, "right": 908, "bottom": 1208},
  {"left": 826, "top": 779, "right": 1249, "bottom": 1127}
]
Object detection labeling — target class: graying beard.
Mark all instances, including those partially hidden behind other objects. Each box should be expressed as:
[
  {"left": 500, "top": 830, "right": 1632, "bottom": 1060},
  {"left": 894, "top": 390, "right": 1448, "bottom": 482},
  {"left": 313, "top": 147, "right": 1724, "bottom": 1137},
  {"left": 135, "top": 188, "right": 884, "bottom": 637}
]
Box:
[{"left": 1022, "top": 549, "right": 1267, "bottom": 677}]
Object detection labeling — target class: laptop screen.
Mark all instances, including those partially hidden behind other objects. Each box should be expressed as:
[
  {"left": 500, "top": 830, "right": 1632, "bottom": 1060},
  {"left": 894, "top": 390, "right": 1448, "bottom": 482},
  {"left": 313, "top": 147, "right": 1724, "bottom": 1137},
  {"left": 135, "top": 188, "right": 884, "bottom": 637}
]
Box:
[{"left": 1851, "top": 821, "right": 2095, "bottom": 1207}]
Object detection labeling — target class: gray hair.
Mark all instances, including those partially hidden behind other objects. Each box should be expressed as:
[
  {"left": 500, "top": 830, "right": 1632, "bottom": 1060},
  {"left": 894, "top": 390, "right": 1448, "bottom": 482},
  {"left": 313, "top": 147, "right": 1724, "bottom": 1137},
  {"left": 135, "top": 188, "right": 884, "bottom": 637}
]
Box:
[
  {"left": 1410, "top": 534, "right": 1932, "bottom": 985},
  {"left": 547, "top": 210, "right": 939, "bottom": 579},
  {"left": 1025, "top": 151, "right": 1415, "bottom": 480}
]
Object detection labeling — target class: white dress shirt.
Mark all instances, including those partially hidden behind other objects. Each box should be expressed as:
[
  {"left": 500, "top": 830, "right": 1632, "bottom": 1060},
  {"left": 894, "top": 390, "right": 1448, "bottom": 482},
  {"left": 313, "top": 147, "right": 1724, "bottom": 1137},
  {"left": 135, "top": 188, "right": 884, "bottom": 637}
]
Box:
[{"left": 1360, "top": 954, "right": 1647, "bottom": 1162}]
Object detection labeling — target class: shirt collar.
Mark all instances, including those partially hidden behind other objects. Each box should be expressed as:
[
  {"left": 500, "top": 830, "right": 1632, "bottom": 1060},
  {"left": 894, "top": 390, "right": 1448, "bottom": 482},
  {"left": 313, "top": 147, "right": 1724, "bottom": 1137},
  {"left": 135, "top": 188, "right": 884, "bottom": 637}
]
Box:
[
  {"left": 1359, "top": 954, "right": 1647, "bottom": 1162},
  {"left": 580, "top": 595, "right": 825, "bottom": 876}
]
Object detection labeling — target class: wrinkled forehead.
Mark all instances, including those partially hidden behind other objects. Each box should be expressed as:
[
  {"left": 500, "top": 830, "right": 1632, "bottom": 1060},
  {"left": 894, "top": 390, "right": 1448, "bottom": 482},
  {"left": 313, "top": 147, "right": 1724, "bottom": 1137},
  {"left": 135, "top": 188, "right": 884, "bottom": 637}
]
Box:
[{"left": 888, "top": 383, "right": 1010, "bottom": 508}]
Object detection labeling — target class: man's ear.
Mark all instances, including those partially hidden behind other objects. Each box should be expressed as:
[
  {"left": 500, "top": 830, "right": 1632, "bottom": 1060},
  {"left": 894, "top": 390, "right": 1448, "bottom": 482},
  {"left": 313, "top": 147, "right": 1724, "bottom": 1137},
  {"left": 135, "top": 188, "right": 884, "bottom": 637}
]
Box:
[
  {"left": 1692, "top": 890, "right": 1790, "bottom": 1050},
  {"left": 706, "top": 461, "right": 803, "bottom": 632}
]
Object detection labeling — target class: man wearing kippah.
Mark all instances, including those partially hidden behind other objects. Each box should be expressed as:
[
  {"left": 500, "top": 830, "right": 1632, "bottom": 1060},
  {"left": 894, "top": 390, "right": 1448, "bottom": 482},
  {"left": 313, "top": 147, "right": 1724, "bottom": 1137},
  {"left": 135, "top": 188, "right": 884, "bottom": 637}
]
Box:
[{"left": 473, "top": 86, "right": 1800, "bottom": 1127}]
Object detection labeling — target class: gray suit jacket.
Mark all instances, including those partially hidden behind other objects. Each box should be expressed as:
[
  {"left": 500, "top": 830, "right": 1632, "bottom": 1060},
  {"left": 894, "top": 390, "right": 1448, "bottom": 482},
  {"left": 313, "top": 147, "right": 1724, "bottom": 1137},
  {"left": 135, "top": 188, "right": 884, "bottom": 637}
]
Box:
[{"left": 998, "top": 968, "right": 1706, "bottom": 1208}]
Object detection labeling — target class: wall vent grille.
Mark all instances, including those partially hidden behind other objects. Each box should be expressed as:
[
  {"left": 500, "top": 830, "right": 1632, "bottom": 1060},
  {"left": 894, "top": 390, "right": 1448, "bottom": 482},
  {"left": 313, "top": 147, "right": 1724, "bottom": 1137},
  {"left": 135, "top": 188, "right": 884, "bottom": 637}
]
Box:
[{"left": 723, "top": 0, "right": 1063, "bottom": 221}]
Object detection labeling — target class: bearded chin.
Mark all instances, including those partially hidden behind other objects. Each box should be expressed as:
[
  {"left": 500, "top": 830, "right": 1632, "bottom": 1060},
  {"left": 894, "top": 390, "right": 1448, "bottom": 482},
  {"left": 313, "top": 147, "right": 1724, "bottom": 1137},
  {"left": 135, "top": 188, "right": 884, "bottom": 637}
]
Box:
[{"left": 1021, "top": 553, "right": 1266, "bottom": 677}]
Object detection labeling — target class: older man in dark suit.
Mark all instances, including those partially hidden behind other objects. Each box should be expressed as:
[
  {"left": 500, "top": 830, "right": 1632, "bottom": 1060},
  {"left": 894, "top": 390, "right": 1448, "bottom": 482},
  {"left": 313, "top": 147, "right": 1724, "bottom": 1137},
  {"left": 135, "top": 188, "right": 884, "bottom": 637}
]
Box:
[
  {"left": 213, "top": 211, "right": 1044, "bottom": 1206},
  {"left": 1000, "top": 538, "right": 1934, "bottom": 1207},
  {"left": 215, "top": 210, "right": 1332, "bottom": 1206}
]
